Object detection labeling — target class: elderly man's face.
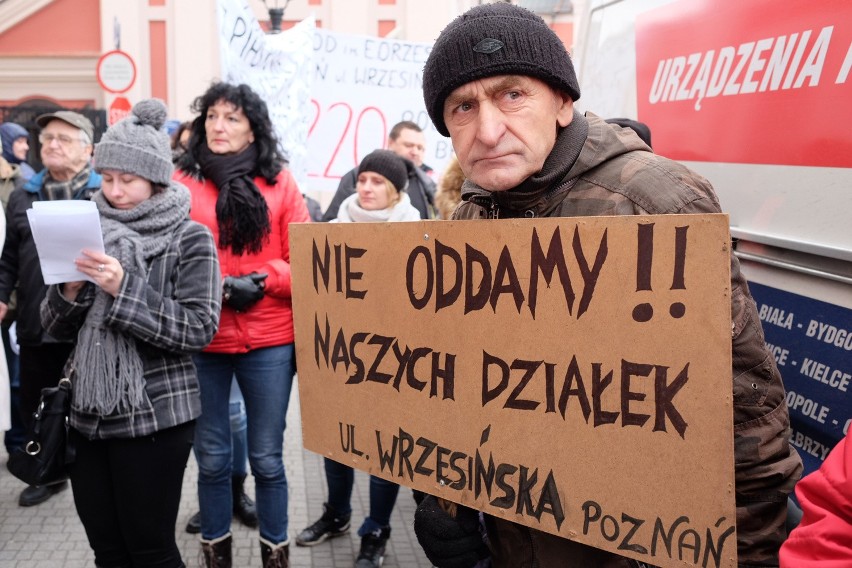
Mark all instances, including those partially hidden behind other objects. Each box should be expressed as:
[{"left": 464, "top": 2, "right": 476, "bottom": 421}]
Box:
[
  {"left": 443, "top": 75, "right": 573, "bottom": 192},
  {"left": 39, "top": 119, "right": 92, "bottom": 179}
]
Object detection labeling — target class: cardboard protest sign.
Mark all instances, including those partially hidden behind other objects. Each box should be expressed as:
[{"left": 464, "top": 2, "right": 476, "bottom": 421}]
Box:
[{"left": 291, "top": 215, "right": 737, "bottom": 568}]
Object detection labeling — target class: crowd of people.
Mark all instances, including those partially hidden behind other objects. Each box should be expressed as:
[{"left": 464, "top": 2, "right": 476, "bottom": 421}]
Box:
[{"left": 1, "top": 3, "right": 849, "bottom": 568}]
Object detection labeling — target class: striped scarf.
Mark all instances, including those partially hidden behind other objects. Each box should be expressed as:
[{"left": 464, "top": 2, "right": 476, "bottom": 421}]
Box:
[{"left": 43, "top": 163, "right": 92, "bottom": 201}]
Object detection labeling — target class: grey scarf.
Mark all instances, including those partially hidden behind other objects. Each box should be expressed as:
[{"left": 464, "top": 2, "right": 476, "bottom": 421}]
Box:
[{"left": 73, "top": 182, "right": 191, "bottom": 415}]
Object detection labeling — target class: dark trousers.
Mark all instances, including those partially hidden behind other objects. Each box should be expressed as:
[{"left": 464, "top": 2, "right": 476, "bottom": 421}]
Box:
[
  {"left": 2, "top": 323, "right": 24, "bottom": 452},
  {"left": 19, "top": 342, "right": 74, "bottom": 431},
  {"left": 69, "top": 421, "right": 195, "bottom": 568}
]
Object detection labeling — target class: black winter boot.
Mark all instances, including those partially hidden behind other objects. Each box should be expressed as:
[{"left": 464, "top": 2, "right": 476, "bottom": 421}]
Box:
[
  {"left": 259, "top": 536, "right": 290, "bottom": 568},
  {"left": 295, "top": 502, "right": 351, "bottom": 546},
  {"left": 232, "top": 474, "right": 258, "bottom": 527},
  {"left": 356, "top": 526, "right": 390, "bottom": 568},
  {"left": 200, "top": 533, "right": 232, "bottom": 568}
]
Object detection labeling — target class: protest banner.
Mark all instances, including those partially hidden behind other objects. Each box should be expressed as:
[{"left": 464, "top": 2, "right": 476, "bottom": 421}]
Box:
[
  {"left": 217, "top": 0, "right": 314, "bottom": 188},
  {"left": 217, "top": 2, "right": 453, "bottom": 194},
  {"left": 291, "top": 215, "right": 738, "bottom": 568},
  {"left": 306, "top": 29, "right": 453, "bottom": 192}
]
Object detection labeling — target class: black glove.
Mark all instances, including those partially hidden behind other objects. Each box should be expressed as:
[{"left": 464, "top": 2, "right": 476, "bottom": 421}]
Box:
[
  {"left": 223, "top": 272, "right": 268, "bottom": 312},
  {"left": 414, "top": 495, "right": 490, "bottom": 568}
]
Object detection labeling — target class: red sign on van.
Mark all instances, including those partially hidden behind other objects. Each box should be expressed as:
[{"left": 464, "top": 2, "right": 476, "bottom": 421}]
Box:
[{"left": 635, "top": 0, "right": 852, "bottom": 168}]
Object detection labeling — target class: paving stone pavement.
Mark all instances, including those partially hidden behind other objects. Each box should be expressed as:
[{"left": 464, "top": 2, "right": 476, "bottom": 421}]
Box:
[{"left": 0, "top": 378, "right": 434, "bottom": 567}]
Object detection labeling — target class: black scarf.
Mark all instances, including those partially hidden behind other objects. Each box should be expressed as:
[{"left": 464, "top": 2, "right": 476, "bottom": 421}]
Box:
[{"left": 196, "top": 143, "right": 271, "bottom": 255}]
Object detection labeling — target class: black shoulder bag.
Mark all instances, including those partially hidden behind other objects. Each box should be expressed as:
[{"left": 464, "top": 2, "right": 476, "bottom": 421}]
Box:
[{"left": 7, "top": 377, "right": 75, "bottom": 486}]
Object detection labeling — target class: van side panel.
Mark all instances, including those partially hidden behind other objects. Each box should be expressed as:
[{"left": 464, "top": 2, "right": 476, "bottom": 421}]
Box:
[{"left": 576, "top": 0, "right": 852, "bottom": 477}]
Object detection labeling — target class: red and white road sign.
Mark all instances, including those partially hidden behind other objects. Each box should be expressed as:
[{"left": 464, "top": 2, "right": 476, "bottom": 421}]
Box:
[
  {"left": 108, "top": 96, "right": 132, "bottom": 125},
  {"left": 97, "top": 50, "right": 137, "bottom": 94}
]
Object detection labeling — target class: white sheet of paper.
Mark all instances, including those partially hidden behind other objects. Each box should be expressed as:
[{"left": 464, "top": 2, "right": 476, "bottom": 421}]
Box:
[{"left": 26, "top": 200, "right": 105, "bottom": 284}]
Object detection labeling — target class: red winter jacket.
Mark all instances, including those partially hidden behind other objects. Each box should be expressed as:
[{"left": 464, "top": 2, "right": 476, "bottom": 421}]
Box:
[
  {"left": 175, "top": 169, "right": 310, "bottom": 353},
  {"left": 780, "top": 432, "right": 852, "bottom": 567}
]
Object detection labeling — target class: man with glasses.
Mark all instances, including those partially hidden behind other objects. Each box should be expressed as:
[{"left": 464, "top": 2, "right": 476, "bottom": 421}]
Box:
[{"left": 0, "top": 110, "right": 100, "bottom": 507}]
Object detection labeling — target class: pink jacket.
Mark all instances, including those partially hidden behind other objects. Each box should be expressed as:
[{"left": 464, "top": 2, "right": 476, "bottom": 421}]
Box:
[
  {"left": 176, "top": 170, "right": 310, "bottom": 353},
  {"left": 780, "top": 432, "right": 852, "bottom": 567}
]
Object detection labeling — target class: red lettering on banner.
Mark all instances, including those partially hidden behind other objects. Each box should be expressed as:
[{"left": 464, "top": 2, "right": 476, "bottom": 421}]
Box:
[
  {"left": 307, "top": 99, "right": 388, "bottom": 180},
  {"left": 636, "top": 0, "right": 852, "bottom": 168}
]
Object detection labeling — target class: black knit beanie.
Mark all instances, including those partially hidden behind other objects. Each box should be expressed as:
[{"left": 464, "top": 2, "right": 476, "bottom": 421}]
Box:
[
  {"left": 358, "top": 150, "right": 409, "bottom": 192},
  {"left": 423, "top": 3, "right": 581, "bottom": 137}
]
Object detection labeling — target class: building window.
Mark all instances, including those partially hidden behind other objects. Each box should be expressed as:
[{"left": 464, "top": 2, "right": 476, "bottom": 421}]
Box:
[{"left": 378, "top": 19, "right": 395, "bottom": 37}]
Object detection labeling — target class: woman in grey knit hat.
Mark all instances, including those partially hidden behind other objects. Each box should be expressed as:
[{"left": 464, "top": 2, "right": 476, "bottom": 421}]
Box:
[{"left": 39, "top": 98, "right": 221, "bottom": 568}]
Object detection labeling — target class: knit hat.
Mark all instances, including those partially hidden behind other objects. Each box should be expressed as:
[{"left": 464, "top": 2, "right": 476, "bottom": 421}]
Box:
[
  {"left": 94, "top": 99, "right": 173, "bottom": 186},
  {"left": 0, "top": 122, "right": 29, "bottom": 164},
  {"left": 358, "top": 150, "right": 409, "bottom": 193},
  {"left": 422, "top": 3, "right": 581, "bottom": 137},
  {"left": 605, "top": 118, "right": 653, "bottom": 149},
  {"left": 36, "top": 110, "right": 94, "bottom": 143}
]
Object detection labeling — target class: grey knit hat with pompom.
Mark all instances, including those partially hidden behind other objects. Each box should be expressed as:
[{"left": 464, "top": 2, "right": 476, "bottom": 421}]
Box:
[
  {"left": 94, "top": 98, "right": 173, "bottom": 186},
  {"left": 422, "top": 3, "right": 580, "bottom": 137}
]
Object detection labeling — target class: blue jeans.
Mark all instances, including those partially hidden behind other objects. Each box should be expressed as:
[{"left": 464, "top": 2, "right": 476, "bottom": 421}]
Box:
[
  {"left": 194, "top": 345, "right": 295, "bottom": 543},
  {"left": 324, "top": 458, "right": 401, "bottom": 535},
  {"left": 229, "top": 379, "right": 248, "bottom": 478}
]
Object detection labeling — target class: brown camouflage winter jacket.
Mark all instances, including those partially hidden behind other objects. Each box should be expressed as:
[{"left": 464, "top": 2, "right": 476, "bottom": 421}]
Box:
[{"left": 452, "top": 112, "right": 803, "bottom": 568}]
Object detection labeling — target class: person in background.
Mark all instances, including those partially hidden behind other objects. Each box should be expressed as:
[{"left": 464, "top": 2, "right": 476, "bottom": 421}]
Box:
[
  {"left": 184, "top": 374, "right": 258, "bottom": 534},
  {"left": 434, "top": 155, "right": 464, "bottom": 220},
  {"left": 40, "top": 98, "right": 220, "bottom": 568},
  {"left": 170, "top": 120, "right": 193, "bottom": 163},
  {"left": 175, "top": 81, "right": 310, "bottom": 568},
  {"left": 0, "top": 155, "right": 9, "bottom": 451},
  {"left": 780, "top": 431, "right": 852, "bottom": 567},
  {"left": 604, "top": 117, "right": 653, "bottom": 149},
  {"left": 0, "top": 150, "right": 21, "bottom": 461},
  {"left": 0, "top": 110, "right": 101, "bottom": 507},
  {"left": 321, "top": 121, "right": 436, "bottom": 221},
  {"left": 176, "top": 116, "right": 258, "bottom": 535},
  {"left": 296, "top": 149, "right": 418, "bottom": 568},
  {"left": 302, "top": 192, "right": 323, "bottom": 222},
  {"left": 413, "top": 3, "right": 802, "bottom": 567},
  {"left": 0, "top": 122, "right": 35, "bottom": 181},
  {"left": 0, "top": 124, "right": 29, "bottom": 459}
]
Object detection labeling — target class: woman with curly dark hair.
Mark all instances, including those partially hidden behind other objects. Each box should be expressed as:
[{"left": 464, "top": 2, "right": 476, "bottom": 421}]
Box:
[{"left": 175, "top": 82, "right": 310, "bottom": 568}]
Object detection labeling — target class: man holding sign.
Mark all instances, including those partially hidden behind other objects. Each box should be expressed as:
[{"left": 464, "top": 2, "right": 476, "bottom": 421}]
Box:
[{"left": 415, "top": 3, "right": 802, "bottom": 567}]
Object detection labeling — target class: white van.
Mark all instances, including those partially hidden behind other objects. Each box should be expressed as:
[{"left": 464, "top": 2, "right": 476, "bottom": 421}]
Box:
[{"left": 574, "top": 0, "right": 852, "bottom": 478}]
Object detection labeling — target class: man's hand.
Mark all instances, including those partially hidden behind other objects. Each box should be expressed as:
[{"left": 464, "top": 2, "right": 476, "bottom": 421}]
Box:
[
  {"left": 223, "top": 272, "right": 268, "bottom": 312},
  {"left": 0, "top": 301, "right": 7, "bottom": 321},
  {"left": 414, "top": 494, "right": 489, "bottom": 568}
]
